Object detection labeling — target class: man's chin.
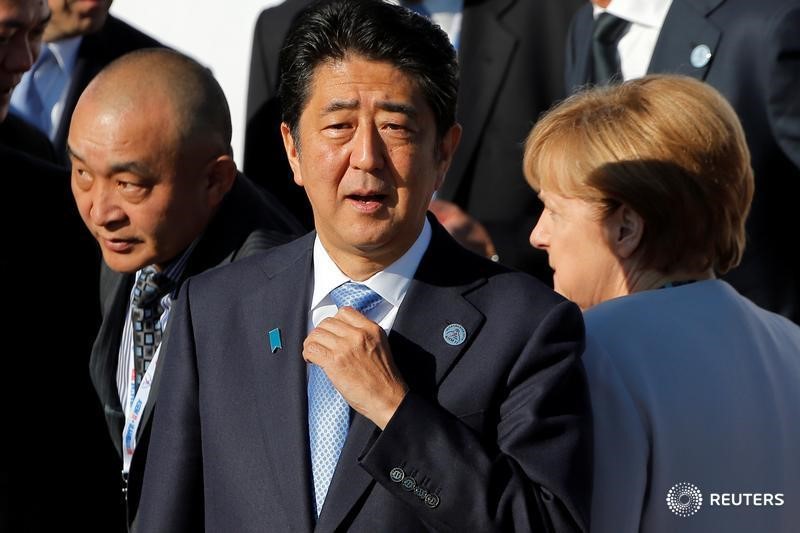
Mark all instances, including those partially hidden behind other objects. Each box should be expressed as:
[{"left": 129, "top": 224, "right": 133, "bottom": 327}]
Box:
[{"left": 101, "top": 250, "right": 148, "bottom": 275}]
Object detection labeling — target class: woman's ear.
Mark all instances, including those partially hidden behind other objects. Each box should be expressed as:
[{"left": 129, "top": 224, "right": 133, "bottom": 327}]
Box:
[{"left": 608, "top": 204, "right": 644, "bottom": 259}]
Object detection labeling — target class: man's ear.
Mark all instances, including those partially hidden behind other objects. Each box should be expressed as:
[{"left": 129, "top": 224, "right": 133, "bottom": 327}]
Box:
[
  {"left": 205, "top": 154, "right": 237, "bottom": 209},
  {"left": 281, "top": 122, "right": 303, "bottom": 186},
  {"left": 608, "top": 204, "right": 644, "bottom": 259},
  {"left": 434, "top": 123, "right": 462, "bottom": 190}
]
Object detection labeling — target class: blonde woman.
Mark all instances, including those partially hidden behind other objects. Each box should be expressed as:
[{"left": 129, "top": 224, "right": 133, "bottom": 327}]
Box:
[{"left": 525, "top": 75, "right": 800, "bottom": 532}]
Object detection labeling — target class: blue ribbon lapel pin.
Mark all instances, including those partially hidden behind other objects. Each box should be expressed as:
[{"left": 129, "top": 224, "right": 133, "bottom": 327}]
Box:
[{"left": 268, "top": 328, "right": 283, "bottom": 354}]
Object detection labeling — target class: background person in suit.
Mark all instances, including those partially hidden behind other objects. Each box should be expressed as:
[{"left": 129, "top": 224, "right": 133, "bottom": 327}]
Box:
[
  {"left": 1, "top": 4, "right": 111, "bottom": 526},
  {"left": 138, "top": 1, "right": 591, "bottom": 531},
  {"left": 526, "top": 74, "right": 800, "bottom": 532},
  {"left": 245, "top": 0, "right": 583, "bottom": 279},
  {"left": 10, "top": 0, "right": 161, "bottom": 161},
  {"left": 0, "top": 0, "right": 55, "bottom": 160},
  {"left": 68, "top": 48, "right": 303, "bottom": 530},
  {"left": 565, "top": 0, "right": 800, "bottom": 324}
]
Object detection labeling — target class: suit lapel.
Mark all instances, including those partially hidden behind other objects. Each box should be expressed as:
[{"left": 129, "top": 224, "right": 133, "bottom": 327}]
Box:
[
  {"left": 248, "top": 234, "right": 316, "bottom": 532},
  {"left": 440, "top": 0, "right": 518, "bottom": 200},
  {"left": 316, "top": 221, "right": 486, "bottom": 532},
  {"left": 648, "top": 0, "right": 724, "bottom": 80},
  {"left": 88, "top": 267, "right": 132, "bottom": 454},
  {"left": 566, "top": 6, "right": 594, "bottom": 91}
]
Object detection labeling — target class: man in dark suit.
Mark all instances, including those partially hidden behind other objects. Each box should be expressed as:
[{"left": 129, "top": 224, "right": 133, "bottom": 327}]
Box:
[
  {"left": 10, "top": 0, "right": 160, "bottom": 161},
  {"left": 138, "top": 1, "right": 591, "bottom": 531},
  {"left": 68, "top": 48, "right": 303, "bottom": 530},
  {"left": 245, "top": 0, "right": 582, "bottom": 279},
  {"left": 1, "top": 144, "right": 109, "bottom": 532},
  {"left": 0, "top": 113, "right": 55, "bottom": 160},
  {"left": 565, "top": 0, "right": 800, "bottom": 324},
  {"left": 2, "top": 4, "right": 113, "bottom": 529}
]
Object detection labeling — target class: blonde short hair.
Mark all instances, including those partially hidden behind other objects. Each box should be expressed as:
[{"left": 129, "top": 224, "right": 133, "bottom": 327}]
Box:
[{"left": 524, "top": 74, "right": 754, "bottom": 275}]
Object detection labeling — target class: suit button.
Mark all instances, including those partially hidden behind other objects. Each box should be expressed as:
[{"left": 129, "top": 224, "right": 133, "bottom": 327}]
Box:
[
  {"left": 413, "top": 486, "right": 428, "bottom": 499},
  {"left": 401, "top": 477, "right": 416, "bottom": 491},
  {"left": 424, "top": 492, "right": 440, "bottom": 509},
  {"left": 389, "top": 467, "right": 405, "bottom": 483}
]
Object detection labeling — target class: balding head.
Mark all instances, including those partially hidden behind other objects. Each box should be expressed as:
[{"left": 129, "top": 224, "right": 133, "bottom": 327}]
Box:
[
  {"left": 68, "top": 49, "right": 237, "bottom": 274},
  {"left": 82, "top": 48, "right": 232, "bottom": 156}
]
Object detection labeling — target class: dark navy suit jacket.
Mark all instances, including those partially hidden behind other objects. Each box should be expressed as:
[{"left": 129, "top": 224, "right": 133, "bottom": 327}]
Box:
[
  {"left": 90, "top": 174, "right": 303, "bottom": 528},
  {"left": 137, "top": 217, "right": 592, "bottom": 532}
]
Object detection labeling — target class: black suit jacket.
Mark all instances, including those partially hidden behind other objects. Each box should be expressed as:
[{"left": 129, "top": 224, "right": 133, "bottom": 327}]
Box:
[
  {"left": 89, "top": 174, "right": 304, "bottom": 528},
  {"left": 2, "top": 146, "right": 108, "bottom": 531},
  {"left": 51, "top": 15, "right": 162, "bottom": 160},
  {"left": 244, "top": 0, "right": 582, "bottom": 278},
  {"left": 566, "top": 0, "right": 800, "bottom": 323},
  {"left": 0, "top": 114, "right": 57, "bottom": 163},
  {"left": 137, "top": 217, "right": 592, "bottom": 532}
]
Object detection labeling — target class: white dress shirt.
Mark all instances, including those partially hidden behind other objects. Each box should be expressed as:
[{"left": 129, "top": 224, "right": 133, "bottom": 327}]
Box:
[
  {"left": 10, "top": 36, "right": 82, "bottom": 139},
  {"left": 308, "top": 218, "right": 432, "bottom": 334},
  {"left": 593, "top": 0, "right": 673, "bottom": 80}
]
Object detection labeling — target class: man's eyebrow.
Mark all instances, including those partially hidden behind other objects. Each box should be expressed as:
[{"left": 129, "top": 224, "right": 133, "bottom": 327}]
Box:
[
  {"left": 376, "top": 101, "right": 418, "bottom": 118},
  {"left": 320, "top": 99, "right": 419, "bottom": 118},
  {"left": 322, "top": 99, "right": 359, "bottom": 114},
  {"left": 66, "top": 145, "right": 157, "bottom": 179},
  {"left": 66, "top": 144, "right": 84, "bottom": 162}
]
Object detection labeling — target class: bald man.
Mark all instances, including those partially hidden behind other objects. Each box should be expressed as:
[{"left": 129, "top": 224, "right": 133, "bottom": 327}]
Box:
[{"left": 68, "top": 48, "right": 303, "bottom": 529}]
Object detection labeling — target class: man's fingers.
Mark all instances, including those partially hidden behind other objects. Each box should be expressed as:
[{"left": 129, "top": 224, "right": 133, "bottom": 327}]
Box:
[{"left": 334, "top": 306, "right": 377, "bottom": 328}]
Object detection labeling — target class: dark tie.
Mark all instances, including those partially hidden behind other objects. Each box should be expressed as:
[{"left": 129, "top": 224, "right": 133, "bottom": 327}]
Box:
[
  {"left": 307, "top": 282, "right": 383, "bottom": 517},
  {"left": 131, "top": 266, "right": 174, "bottom": 394},
  {"left": 592, "top": 13, "right": 630, "bottom": 85}
]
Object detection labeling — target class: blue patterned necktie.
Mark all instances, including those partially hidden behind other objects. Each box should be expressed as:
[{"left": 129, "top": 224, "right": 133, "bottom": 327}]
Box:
[
  {"left": 308, "top": 282, "right": 383, "bottom": 517},
  {"left": 131, "top": 266, "right": 174, "bottom": 395}
]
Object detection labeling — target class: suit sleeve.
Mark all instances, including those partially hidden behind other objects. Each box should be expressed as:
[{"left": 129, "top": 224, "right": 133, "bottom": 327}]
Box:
[
  {"left": 766, "top": 2, "right": 800, "bottom": 170},
  {"left": 581, "top": 334, "right": 649, "bottom": 533},
  {"left": 135, "top": 280, "right": 204, "bottom": 533},
  {"left": 358, "top": 300, "right": 591, "bottom": 532}
]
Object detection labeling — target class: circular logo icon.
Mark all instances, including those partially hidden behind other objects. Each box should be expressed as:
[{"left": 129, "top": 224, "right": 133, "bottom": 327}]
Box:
[
  {"left": 443, "top": 323, "right": 467, "bottom": 346},
  {"left": 690, "top": 44, "right": 712, "bottom": 68},
  {"left": 666, "top": 482, "right": 703, "bottom": 517}
]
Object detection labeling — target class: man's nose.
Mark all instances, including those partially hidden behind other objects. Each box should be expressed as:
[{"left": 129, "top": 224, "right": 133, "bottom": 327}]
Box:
[
  {"left": 350, "top": 124, "right": 385, "bottom": 172},
  {"left": 88, "top": 183, "right": 126, "bottom": 228}
]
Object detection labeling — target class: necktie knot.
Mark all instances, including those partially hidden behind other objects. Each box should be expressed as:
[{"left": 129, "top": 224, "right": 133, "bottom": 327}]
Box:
[
  {"left": 593, "top": 12, "right": 629, "bottom": 44},
  {"left": 132, "top": 266, "right": 174, "bottom": 309},
  {"left": 330, "top": 282, "right": 382, "bottom": 314}
]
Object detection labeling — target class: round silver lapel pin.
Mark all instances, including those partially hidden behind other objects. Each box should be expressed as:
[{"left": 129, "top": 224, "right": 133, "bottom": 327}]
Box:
[
  {"left": 690, "top": 44, "right": 712, "bottom": 68},
  {"left": 443, "top": 323, "right": 467, "bottom": 346}
]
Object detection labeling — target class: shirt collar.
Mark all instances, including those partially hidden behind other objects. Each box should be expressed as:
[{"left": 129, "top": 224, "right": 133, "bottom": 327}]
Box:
[
  {"left": 593, "top": 0, "right": 672, "bottom": 28},
  {"left": 135, "top": 238, "right": 200, "bottom": 298},
  {"left": 311, "top": 217, "right": 432, "bottom": 310},
  {"left": 45, "top": 36, "right": 83, "bottom": 73}
]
